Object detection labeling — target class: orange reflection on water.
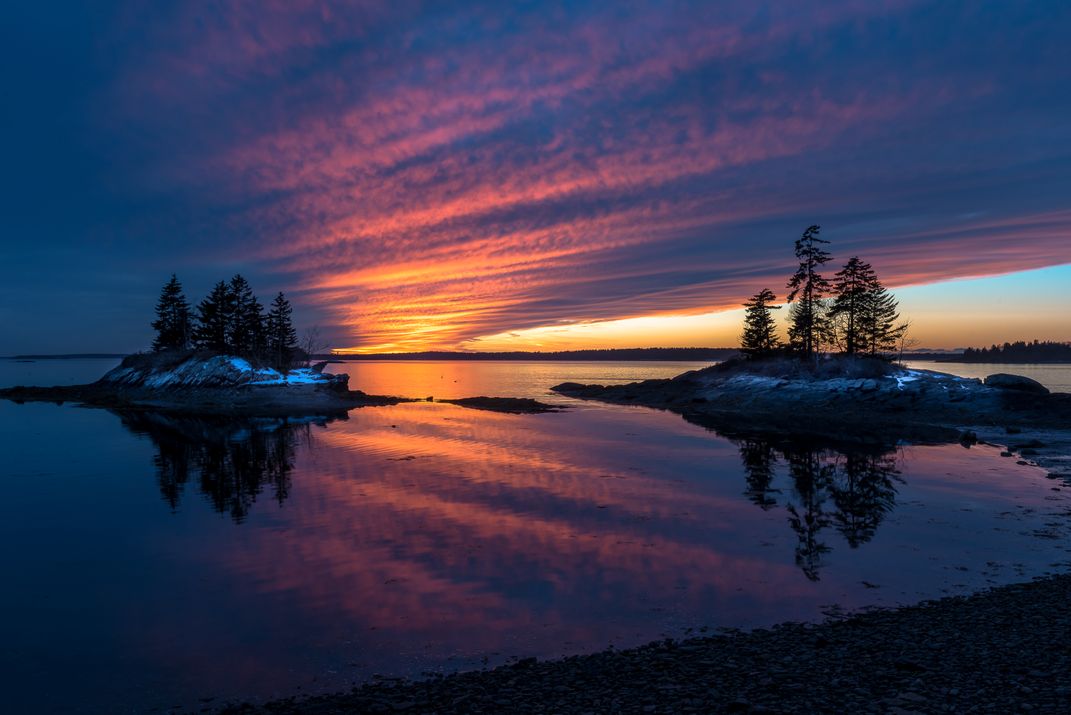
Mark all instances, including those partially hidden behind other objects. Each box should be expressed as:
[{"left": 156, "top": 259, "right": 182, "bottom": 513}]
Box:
[{"left": 208, "top": 404, "right": 819, "bottom": 652}]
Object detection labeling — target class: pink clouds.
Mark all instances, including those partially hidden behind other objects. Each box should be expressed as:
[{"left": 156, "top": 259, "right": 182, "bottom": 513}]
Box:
[{"left": 94, "top": 1, "right": 1071, "bottom": 351}]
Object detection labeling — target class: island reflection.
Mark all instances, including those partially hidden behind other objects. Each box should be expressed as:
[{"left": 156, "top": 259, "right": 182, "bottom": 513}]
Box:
[
  {"left": 116, "top": 411, "right": 341, "bottom": 522},
  {"left": 118, "top": 406, "right": 902, "bottom": 580},
  {"left": 8, "top": 400, "right": 1060, "bottom": 713},
  {"left": 737, "top": 438, "right": 901, "bottom": 580}
]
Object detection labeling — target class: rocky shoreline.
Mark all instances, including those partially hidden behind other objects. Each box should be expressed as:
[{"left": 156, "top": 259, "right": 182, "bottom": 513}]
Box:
[
  {"left": 0, "top": 352, "right": 562, "bottom": 416},
  {"left": 552, "top": 358, "right": 1071, "bottom": 481},
  {"left": 219, "top": 572, "right": 1071, "bottom": 714},
  {"left": 195, "top": 358, "right": 1071, "bottom": 715}
]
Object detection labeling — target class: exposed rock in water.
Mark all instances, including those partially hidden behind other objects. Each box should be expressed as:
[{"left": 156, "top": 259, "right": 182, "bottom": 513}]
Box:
[
  {"left": 0, "top": 350, "right": 408, "bottom": 416},
  {"left": 100, "top": 352, "right": 350, "bottom": 390},
  {"left": 552, "top": 356, "right": 1071, "bottom": 440},
  {"left": 437, "top": 396, "right": 566, "bottom": 414},
  {"left": 984, "top": 372, "right": 1050, "bottom": 394}
]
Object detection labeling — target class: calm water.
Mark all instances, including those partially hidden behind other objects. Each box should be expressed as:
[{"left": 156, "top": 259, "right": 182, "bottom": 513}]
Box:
[
  {"left": 905, "top": 360, "right": 1071, "bottom": 394},
  {"left": 1, "top": 357, "right": 1067, "bottom": 395},
  {"left": 2, "top": 360, "right": 1071, "bottom": 713}
]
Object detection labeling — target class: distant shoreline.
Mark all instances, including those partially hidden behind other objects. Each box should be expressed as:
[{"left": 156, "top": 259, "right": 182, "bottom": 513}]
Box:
[
  {"left": 7, "top": 348, "right": 740, "bottom": 362},
  {"left": 7, "top": 349, "right": 1071, "bottom": 364},
  {"left": 6, "top": 354, "right": 127, "bottom": 360}
]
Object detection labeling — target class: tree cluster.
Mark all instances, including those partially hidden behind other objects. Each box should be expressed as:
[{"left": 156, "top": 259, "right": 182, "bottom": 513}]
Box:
[
  {"left": 150, "top": 274, "right": 299, "bottom": 371},
  {"left": 960, "top": 340, "right": 1071, "bottom": 364},
  {"left": 740, "top": 225, "right": 908, "bottom": 360}
]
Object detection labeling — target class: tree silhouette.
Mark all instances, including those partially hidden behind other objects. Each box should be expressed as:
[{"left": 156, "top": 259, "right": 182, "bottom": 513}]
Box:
[
  {"left": 859, "top": 283, "right": 905, "bottom": 356},
  {"left": 739, "top": 439, "right": 780, "bottom": 509},
  {"left": 960, "top": 340, "right": 1071, "bottom": 363},
  {"left": 150, "top": 275, "right": 192, "bottom": 351},
  {"left": 829, "top": 257, "right": 879, "bottom": 355},
  {"left": 193, "top": 280, "right": 236, "bottom": 352},
  {"left": 118, "top": 411, "right": 309, "bottom": 522},
  {"left": 786, "top": 225, "right": 832, "bottom": 357},
  {"left": 740, "top": 289, "right": 782, "bottom": 358},
  {"left": 829, "top": 452, "right": 901, "bottom": 548},
  {"left": 727, "top": 430, "right": 905, "bottom": 580},
  {"left": 783, "top": 447, "right": 835, "bottom": 581},
  {"left": 228, "top": 274, "right": 264, "bottom": 357},
  {"left": 266, "top": 292, "right": 298, "bottom": 371}
]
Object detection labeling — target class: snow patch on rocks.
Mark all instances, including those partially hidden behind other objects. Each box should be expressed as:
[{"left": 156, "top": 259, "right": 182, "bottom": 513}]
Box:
[{"left": 100, "top": 354, "right": 348, "bottom": 391}]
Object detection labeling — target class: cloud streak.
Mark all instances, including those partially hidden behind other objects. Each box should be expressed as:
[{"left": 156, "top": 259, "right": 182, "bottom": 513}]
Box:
[{"left": 5, "top": 0, "right": 1070, "bottom": 351}]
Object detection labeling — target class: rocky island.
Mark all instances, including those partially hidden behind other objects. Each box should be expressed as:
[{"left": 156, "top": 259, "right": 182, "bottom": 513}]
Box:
[
  {"left": 554, "top": 356, "right": 1071, "bottom": 479},
  {"left": 0, "top": 351, "right": 410, "bottom": 415}
]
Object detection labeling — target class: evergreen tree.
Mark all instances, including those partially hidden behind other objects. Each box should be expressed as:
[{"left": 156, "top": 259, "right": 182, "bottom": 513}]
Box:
[
  {"left": 228, "top": 274, "right": 264, "bottom": 358},
  {"left": 859, "top": 285, "right": 905, "bottom": 356},
  {"left": 151, "top": 274, "right": 192, "bottom": 351},
  {"left": 265, "top": 292, "right": 298, "bottom": 371},
  {"left": 193, "top": 281, "right": 236, "bottom": 352},
  {"left": 740, "top": 288, "right": 782, "bottom": 357},
  {"left": 829, "top": 256, "right": 879, "bottom": 355},
  {"left": 786, "top": 225, "right": 832, "bottom": 357}
]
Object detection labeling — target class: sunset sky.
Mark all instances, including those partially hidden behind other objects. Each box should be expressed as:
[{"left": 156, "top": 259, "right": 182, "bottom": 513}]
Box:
[{"left": 2, "top": 1, "right": 1070, "bottom": 354}]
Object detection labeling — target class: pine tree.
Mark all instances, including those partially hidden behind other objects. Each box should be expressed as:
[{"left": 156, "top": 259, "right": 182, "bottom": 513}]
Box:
[
  {"left": 150, "top": 274, "right": 191, "bottom": 351},
  {"left": 859, "top": 285, "right": 905, "bottom": 356},
  {"left": 228, "top": 274, "right": 264, "bottom": 358},
  {"left": 740, "top": 288, "right": 782, "bottom": 358},
  {"left": 193, "top": 281, "right": 236, "bottom": 353},
  {"left": 786, "top": 225, "right": 832, "bottom": 357},
  {"left": 829, "top": 256, "right": 880, "bottom": 355},
  {"left": 265, "top": 292, "right": 298, "bottom": 371}
]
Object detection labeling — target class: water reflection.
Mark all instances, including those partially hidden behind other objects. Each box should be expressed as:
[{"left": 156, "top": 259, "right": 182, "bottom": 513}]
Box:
[
  {"left": 3, "top": 399, "right": 1069, "bottom": 713},
  {"left": 116, "top": 411, "right": 339, "bottom": 521},
  {"left": 736, "top": 437, "right": 902, "bottom": 580},
  {"left": 122, "top": 407, "right": 905, "bottom": 580}
]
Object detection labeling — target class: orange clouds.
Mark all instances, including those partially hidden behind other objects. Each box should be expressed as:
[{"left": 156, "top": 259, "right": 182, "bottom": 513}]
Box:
[{"left": 99, "top": 1, "right": 1071, "bottom": 351}]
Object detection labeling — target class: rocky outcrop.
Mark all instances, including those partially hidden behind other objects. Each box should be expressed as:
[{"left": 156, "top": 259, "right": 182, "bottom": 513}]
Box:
[
  {"left": 553, "top": 359, "right": 1071, "bottom": 439},
  {"left": 99, "top": 352, "right": 349, "bottom": 390},
  {"left": 0, "top": 351, "right": 407, "bottom": 415},
  {"left": 983, "top": 373, "right": 1050, "bottom": 394},
  {"left": 436, "top": 396, "right": 565, "bottom": 413}
]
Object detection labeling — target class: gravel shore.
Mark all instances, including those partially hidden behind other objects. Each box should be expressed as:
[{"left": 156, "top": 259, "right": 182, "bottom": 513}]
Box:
[{"left": 220, "top": 573, "right": 1071, "bottom": 714}]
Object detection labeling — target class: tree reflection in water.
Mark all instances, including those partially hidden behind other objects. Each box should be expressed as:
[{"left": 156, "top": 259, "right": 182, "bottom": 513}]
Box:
[
  {"left": 118, "top": 407, "right": 902, "bottom": 576},
  {"left": 736, "top": 434, "right": 903, "bottom": 580},
  {"left": 116, "top": 411, "right": 340, "bottom": 522}
]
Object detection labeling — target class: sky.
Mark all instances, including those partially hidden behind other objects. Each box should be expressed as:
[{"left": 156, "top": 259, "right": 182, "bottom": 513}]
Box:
[{"left": 1, "top": 0, "right": 1070, "bottom": 354}]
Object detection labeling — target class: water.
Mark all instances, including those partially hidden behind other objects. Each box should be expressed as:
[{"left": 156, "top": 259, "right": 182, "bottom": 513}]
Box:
[
  {"left": 905, "top": 360, "right": 1071, "bottom": 394},
  {"left": 0, "top": 357, "right": 123, "bottom": 387},
  {"left": 2, "top": 360, "right": 1071, "bottom": 712},
  {"left": 326, "top": 359, "right": 715, "bottom": 402},
  {"left": 2, "top": 357, "right": 1067, "bottom": 396}
]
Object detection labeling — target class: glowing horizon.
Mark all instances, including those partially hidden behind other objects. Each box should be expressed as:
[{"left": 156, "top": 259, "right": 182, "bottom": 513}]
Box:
[
  {"left": 327, "top": 264, "right": 1071, "bottom": 354},
  {"left": 4, "top": 2, "right": 1071, "bottom": 354}
]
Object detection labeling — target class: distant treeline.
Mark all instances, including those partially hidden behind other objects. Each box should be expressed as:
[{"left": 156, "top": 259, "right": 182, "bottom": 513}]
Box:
[
  {"left": 940, "top": 341, "right": 1071, "bottom": 364},
  {"left": 329, "top": 347, "right": 740, "bottom": 361},
  {"left": 7, "top": 354, "right": 127, "bottom": 360}
]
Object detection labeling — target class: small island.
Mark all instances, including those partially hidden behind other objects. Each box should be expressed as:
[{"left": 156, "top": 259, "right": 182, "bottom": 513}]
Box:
[
  {"left": 0, "top": 275, "right": 408, "bottom": 415},
  {"left": 0, "top": 274, "right": 570, "bottom": 415},
  {"left": 554, "top": 228, "right": 1071, "bottom": 479}
]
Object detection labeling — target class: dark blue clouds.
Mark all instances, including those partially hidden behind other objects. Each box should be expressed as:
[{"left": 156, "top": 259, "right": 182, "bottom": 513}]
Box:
[{"left": 2, "top": 1, "right": 1070, "bottom": 352}]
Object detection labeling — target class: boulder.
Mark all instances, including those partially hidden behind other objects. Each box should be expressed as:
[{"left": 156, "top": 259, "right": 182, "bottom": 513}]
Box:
[{"left": 983, "top": 373, "right": 1049, "bottom": 395}]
